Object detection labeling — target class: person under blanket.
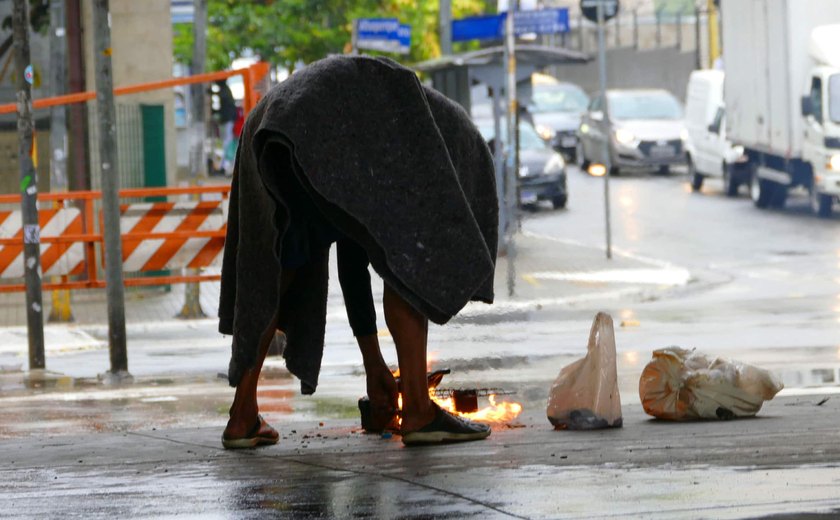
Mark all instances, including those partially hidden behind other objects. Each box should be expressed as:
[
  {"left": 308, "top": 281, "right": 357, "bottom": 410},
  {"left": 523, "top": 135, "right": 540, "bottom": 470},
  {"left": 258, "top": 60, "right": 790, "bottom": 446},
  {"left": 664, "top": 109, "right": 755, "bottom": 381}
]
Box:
[
  {"left": 218, "top": 55, "right": 497, "bottom": 448},
  {"left": 221, "top": 155, "right": 490, "bottom": 447}
]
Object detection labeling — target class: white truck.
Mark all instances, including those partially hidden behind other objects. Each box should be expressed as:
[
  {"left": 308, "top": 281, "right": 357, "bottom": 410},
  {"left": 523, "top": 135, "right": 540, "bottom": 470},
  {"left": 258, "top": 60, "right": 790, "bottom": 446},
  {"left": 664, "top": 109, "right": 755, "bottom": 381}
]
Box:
[{"left": 721, "top": 0, "right": 840, "bottom": 217}]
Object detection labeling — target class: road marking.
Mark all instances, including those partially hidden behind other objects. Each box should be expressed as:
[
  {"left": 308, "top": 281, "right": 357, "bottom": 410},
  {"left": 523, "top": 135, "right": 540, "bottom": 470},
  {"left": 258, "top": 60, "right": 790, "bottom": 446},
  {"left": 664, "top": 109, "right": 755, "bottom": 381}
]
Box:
[
  {"left": 529, "top": 268, "right": 690, "bottom": 286},
  {"left": 521, "top": 274, "right": 540, "bottom": 286}
]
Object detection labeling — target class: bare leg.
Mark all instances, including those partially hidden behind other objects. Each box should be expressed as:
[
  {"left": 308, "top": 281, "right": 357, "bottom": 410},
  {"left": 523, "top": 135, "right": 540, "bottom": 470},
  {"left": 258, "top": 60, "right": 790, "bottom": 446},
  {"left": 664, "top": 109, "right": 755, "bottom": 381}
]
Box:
[
  {"left": 224, "top": 269, "right": 296, "bottom": 440},
  {"left": 383, "top": 284, "right": 435, "bottom": 433}
]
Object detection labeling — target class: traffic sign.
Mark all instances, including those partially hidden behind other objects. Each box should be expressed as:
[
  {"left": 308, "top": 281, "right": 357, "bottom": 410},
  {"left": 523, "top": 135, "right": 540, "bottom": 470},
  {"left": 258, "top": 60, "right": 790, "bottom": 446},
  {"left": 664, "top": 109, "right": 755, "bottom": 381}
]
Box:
[
  {"left": 514, "top": 9, "right": 569, "bottom": 36},
  {"left": 355, "top": 18, "right": 411, "bottom": 55},
  {"left": 580, "top": 0, "right": 619, "bottom": 23},
  {"left": 452, "top": 9, "right": 569, "bottom": 42}
]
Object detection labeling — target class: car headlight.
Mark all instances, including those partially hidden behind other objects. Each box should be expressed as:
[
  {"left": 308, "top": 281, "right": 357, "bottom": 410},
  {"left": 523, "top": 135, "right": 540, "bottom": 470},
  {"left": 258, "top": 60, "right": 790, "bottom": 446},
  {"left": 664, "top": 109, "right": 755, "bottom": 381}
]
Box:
[
  {"left": 535, "top": 124, "right": 555, "bottom": 141},
  {"left": 733, "top": 145, "right": 749, "bottom": 163},
  {"left": 543, "top": 153, "right": 566, "bottom": 174},
  {"left": 614, "top": 128, "right": 636, "bottom": 146},
  {"left": 518, "top": 165, "right": 530, "bottom": 178},
  {"left": 828, "top": 154, "right": 840, "bottom": 171},
  {"left": 580, "top": 123, "right": 590, "bottom": 134},
  {"left": 680, "top": 128, "right": 689, "bottom": 142}
]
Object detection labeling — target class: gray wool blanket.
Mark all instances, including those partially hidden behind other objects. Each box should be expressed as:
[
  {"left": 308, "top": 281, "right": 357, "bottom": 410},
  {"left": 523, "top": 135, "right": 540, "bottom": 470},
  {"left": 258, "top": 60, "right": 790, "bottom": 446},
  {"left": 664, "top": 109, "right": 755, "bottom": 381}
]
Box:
[{"left": 219, "top": 55, "right": 498, "bottom": 392}]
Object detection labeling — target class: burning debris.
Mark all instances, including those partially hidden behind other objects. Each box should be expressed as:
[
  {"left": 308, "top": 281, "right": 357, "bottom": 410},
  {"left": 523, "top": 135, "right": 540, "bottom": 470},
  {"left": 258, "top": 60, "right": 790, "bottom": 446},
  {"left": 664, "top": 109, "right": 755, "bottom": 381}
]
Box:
[{"left": 359, "top": 368, "right": 522, "bottom": 433}]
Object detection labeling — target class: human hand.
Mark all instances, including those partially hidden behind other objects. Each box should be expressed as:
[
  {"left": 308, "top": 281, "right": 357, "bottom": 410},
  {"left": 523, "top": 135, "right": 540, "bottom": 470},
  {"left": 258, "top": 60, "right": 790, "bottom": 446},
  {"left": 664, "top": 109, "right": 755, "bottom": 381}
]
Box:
[{"left": 365, "top": 363, "right": 399, "bottom": 432}]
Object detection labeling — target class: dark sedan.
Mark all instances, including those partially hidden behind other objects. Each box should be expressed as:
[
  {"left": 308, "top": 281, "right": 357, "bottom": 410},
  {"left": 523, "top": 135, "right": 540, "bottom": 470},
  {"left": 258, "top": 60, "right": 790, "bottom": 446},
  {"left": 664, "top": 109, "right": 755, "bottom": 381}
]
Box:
[
  {"left": 526, "top": 81, "right": 590, "bottom": 162},
  {"left": 476, "top": 118, "right": 568, "bottom": 209}
]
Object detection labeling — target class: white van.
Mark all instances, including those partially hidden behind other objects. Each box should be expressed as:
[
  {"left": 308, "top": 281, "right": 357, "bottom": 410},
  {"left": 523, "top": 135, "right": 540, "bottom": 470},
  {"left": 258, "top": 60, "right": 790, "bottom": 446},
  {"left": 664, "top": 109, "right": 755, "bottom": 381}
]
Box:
[{"left": 684, "top": 70, "right": 749, "bottom": 195}]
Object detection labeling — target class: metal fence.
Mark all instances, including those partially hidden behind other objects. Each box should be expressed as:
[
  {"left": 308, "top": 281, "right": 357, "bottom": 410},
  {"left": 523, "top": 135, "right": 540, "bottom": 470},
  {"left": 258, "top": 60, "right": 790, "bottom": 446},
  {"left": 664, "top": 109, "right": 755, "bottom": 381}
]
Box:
[
  {"left": 87, "top": 102, "right": 146, "bottom": 194},
  {"left": 541, "top": 7, "right": 710, "bottom": 66}
]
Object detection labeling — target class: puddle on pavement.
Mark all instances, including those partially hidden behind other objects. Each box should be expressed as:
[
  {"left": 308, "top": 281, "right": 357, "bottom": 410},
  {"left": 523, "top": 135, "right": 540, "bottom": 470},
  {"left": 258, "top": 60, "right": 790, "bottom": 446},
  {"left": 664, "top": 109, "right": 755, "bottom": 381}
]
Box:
[
  {"left": 446, "top": 463, "right": 840, "bottom": 519},
  {"left": 3, "top": 343, "right": 840, "bottom": 442}
]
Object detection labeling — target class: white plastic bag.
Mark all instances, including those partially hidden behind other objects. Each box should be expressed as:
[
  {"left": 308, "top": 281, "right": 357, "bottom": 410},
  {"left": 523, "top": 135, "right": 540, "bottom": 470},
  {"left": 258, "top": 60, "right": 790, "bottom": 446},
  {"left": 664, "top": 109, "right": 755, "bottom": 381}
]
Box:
[
  {"left": 547, "top": 312, "right": 623, "bottom": 429},
  {"left": 639, "top": 347, "right": 784, "bottom": 420}
]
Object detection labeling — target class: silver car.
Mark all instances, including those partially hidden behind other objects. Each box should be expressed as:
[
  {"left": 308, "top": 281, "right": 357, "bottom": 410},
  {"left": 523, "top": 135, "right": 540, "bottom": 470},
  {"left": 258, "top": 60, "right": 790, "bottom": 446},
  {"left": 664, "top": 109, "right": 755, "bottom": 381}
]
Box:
[{"left": 578, "top": 89, "right": 687, "bottom": 175}]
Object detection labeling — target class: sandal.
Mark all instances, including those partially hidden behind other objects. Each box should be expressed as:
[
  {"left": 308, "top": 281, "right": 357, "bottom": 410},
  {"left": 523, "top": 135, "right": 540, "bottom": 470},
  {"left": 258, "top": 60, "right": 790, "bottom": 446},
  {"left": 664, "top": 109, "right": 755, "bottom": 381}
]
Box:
[
  {"left": 401, "top": 404, "right": 491, "bottom": 446},
  {"left": 222, "top": 414, "right": 279, "bottom": 449}
]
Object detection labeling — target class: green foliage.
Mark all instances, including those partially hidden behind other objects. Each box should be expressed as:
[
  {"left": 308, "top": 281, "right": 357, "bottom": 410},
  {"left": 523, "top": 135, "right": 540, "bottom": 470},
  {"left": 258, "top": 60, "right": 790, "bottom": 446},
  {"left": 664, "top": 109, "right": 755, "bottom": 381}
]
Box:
[{"left": 173, "top": 0, "right": 488, "bottom": 71}]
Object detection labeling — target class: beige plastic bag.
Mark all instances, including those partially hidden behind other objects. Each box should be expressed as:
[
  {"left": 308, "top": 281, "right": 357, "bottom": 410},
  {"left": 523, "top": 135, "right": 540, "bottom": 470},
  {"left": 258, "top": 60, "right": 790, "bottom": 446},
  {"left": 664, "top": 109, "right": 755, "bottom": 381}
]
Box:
[
  {"left": 639, "top": 347, "right": 784, "bottom": 420},
  {"left": 547, "top": 312, "right": 623, "bottom": 429}
]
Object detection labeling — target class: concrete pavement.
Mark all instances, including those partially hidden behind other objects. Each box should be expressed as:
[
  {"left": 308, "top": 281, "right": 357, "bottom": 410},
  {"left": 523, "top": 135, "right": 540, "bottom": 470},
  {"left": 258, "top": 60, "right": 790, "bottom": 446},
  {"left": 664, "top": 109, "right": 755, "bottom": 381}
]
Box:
[
  {"left": 2, "top": 397, "right": 839, "bottom": 518},
  {"left": 2, "top": 224, "right": 839, "bottom": 518}
]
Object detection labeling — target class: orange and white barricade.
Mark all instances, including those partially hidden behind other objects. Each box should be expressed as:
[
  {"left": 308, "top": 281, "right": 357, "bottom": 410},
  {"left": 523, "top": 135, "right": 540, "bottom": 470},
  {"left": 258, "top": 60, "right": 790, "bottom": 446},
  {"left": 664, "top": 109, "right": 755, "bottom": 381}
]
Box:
[
  {"left": 117, "top": 200, "right": 227, "bottom": 272},
  {"left": 0, "top": 208, "right": 85, "bottom": 279}
]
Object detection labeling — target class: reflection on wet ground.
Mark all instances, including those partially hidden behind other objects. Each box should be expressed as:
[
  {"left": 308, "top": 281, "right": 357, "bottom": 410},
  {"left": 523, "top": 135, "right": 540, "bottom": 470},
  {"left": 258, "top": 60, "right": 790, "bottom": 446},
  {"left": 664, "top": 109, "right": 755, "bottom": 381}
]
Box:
[
  {"left": 3, "top": 398, "right": 840, "bottom": 519},
  {"left": 0, "top": 368, "right": 299, "bottom": 440},
  {"left": 3, "top": 343, "right": 840, "bottom": 444}
]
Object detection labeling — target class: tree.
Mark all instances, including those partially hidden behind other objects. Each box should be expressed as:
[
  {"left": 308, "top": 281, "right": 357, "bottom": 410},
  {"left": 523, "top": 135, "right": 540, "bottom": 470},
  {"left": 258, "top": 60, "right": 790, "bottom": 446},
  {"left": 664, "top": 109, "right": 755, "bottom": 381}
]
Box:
[{"left": 173, "top": 0, "right": 486, "bottom": 72}]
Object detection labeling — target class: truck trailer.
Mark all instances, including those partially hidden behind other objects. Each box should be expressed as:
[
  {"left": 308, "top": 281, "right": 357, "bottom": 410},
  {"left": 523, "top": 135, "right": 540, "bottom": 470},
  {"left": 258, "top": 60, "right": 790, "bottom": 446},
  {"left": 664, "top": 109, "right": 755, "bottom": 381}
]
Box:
[{"left": 721, "top": 0, "right": 840, "bottom": 217}]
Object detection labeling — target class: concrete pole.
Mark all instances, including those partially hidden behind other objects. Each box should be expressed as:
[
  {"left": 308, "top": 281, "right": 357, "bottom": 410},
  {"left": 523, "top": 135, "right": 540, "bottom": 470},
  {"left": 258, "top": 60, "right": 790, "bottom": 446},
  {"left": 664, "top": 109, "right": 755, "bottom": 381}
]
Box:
[
  {"left": 179, "top": 0, "right": 207, "bottom": 319},
  {"left": 439, "top": 0, "right": 452, "bottom": 55},
  {"left": 93, "top": 0, "right": 129, "bottom": 380},
  {"left": 48, "top": 0, "right": 73, "bottom": 323},
  {"left": 597, "top": 2, "right": 613, "bottom": 260},
  {"left": 504, "top": 3, "right": 518, "bottom": 297},
  {"left": 13, "top": 0, "right": 46, "bottom": 371}
]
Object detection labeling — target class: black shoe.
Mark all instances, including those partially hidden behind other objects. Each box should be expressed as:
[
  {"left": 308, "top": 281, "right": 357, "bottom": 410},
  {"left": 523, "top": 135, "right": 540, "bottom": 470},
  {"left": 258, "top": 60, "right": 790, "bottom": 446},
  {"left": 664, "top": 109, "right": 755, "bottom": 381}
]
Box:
[{"left": 402, "top": 404, "right": 491, "bottom": 446}]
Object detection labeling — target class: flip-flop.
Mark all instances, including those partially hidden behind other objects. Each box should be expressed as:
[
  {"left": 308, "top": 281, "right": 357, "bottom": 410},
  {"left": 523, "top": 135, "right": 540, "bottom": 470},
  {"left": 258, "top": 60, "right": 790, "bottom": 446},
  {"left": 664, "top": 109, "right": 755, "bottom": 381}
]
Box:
[
  {"left": 222, "top": 414, "right": 279, "bottom": 449},
  {"left": 402, "top": 404, "right": 491, "bottom": 446}
]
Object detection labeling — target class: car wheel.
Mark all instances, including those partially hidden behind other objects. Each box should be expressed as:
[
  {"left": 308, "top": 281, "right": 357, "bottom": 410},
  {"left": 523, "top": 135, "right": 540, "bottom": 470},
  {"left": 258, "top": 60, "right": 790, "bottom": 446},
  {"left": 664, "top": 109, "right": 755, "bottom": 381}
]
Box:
[
  {"left": 657, "top": 165, "right": 671, "bottom": 176},
  {"left": 688, "top": 156, "right": 703, "bottom": 192},
  {"left": 769, "top": 185, "right": 788, "bottom": 209},
  {"left": 552, "top": 194, "right": 568, "bottom": 209},
  {"left": 810, "top": 188, "right": 833, "bottom": 218},
  {"left": 722, "top": 162, "right": 739, "bottom": 197},
  {"left": 750, "top": 174, "right": 773, "bottom": 209}
]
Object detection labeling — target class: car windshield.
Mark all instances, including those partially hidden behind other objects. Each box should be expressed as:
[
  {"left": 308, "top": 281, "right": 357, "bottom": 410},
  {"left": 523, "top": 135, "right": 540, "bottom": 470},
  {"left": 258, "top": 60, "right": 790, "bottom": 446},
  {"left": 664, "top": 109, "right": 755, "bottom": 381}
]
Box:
[
  {"left": 477, "top": 121, "right": 548, "bottom": 150},
  {"left": 530, "top": 84, "right": 589, "bottom": 114},
  {"left": 608, "top": 91, "right": 683, "bottom": 121},
  {"left": 829, "top": 74, "right": 840, "bottom": 124}
]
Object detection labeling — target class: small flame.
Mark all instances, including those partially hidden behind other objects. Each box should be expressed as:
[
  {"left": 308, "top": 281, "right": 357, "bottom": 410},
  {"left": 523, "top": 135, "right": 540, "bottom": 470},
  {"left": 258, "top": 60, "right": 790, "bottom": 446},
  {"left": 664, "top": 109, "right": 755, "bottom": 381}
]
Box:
[
  {"left": 431, "top": 393, "right": 523, "bottom": 423},
  {"left": 390, "top": 368, "right": 522, "bottom": 424}
]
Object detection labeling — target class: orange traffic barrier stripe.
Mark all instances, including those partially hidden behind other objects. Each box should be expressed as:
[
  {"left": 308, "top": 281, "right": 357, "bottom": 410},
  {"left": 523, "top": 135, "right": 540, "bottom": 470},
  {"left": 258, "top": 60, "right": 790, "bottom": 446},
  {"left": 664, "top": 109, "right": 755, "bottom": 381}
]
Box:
[
  {"left": 0, "top": 63, "right": 271, "bottom": 115},
  {"left": 0, "top": 185, "right": 231, "bottom": 292}
]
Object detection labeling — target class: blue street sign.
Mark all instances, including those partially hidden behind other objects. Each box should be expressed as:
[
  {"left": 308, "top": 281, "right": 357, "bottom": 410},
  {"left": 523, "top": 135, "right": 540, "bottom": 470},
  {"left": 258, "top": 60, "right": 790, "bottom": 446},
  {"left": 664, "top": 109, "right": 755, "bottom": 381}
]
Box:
[
  {"left": 397, "top": 24, "right": 412, "bottom": 54},
  {"left": 355, "top": 18, "right": 410, "bottom": 54},
  {"left": 452, "top": 14, "right": 506, "bottom": 42},
  {"left": 171, "top": 0, "right": 194, "bottom": 24},
  {"left": 452, "top": 9, "right": 569, "bottom": 42},
  {"left": 514, "top": 9, "right": 569, "bottom": 36}
]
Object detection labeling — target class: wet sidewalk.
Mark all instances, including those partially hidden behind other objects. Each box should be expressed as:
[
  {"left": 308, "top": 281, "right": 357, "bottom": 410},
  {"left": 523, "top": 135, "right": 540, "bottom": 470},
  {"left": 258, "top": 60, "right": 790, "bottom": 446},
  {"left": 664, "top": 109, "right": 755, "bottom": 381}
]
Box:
[
  {"left": 6, "top": 229, "right": 834, "bottom": 518},
  {"left": 2, "top": 396, "right": 839, "bottom": 519}
]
